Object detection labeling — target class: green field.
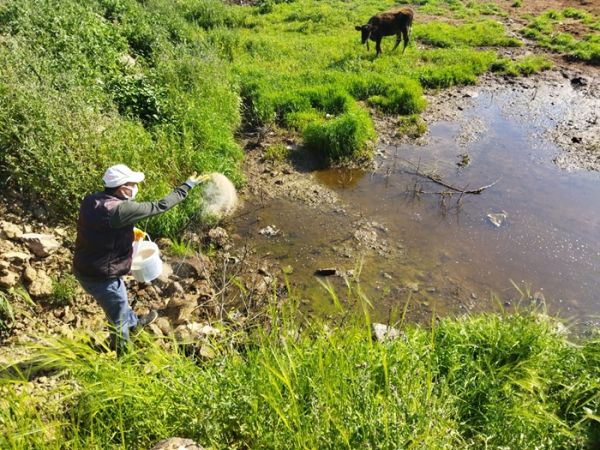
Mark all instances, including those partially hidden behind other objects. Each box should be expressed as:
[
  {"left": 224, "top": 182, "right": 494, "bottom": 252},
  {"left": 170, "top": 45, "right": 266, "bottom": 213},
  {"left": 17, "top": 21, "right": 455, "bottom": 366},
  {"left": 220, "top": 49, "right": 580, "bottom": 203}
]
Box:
[{"left": 0, "top": 0, "right": 558, "bottom": 236}]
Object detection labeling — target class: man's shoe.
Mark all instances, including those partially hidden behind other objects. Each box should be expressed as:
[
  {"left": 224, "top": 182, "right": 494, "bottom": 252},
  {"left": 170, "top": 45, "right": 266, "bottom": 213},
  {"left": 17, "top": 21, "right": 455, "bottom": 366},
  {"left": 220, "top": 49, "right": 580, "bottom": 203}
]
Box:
[{"left": 138, "top": 310, "right": 158, "bottom": 328}]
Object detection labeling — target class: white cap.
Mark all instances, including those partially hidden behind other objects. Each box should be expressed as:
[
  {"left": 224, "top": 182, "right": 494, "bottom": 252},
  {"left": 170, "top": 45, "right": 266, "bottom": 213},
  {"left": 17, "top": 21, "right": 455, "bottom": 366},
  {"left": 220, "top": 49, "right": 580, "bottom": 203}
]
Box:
[{"left": 102, "top": 164, "right": 145, "bottom": 188}]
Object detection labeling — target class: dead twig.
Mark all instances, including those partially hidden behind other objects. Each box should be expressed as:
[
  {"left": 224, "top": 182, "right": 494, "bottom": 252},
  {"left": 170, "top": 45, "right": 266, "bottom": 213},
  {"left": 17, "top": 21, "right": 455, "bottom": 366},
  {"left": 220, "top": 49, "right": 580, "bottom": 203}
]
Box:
[{"left": 399, "top": 157, "right": 500, "bottom": 194}]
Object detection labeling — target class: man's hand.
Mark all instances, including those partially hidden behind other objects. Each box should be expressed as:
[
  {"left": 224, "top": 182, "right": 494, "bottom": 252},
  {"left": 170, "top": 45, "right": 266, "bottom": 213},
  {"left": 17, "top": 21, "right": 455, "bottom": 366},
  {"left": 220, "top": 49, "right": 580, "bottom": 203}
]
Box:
[{"left": 185, "top": 172, "right": 210, "bottom": 188}]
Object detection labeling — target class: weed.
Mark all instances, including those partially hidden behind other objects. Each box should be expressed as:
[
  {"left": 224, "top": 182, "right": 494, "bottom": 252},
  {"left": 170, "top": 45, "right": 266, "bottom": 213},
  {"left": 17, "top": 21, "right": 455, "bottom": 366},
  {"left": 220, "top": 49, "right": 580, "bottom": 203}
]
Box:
[
  {"left": 168, "top": 238, "right": 195, "bottom": 257},
  {"left": 1, "top": 307, "right": 599, "bottom": 449},
  {"left": 397, "top": 114, "right": 428, "bottom": 138},
  {"left": 0, "top": 291, "right": 14, "bottom": 331},
  {"left": 263, "top": 143, "right": 290, "bottom": 162},
  {"left": 51, "top": 274, "right": 79, "bottom": 306}
]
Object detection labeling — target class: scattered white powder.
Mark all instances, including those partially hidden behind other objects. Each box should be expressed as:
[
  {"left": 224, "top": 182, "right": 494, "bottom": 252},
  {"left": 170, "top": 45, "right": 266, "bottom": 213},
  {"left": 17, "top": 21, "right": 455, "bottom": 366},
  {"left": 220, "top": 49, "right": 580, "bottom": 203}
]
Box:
[{"left": 201, "top": 172, "right": 238, "bottom": 218}]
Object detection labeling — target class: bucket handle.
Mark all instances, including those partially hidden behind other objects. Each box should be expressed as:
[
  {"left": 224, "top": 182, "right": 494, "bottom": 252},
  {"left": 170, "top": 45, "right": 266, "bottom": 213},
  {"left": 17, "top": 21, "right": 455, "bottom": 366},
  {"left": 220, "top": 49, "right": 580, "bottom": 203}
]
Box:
[{"left": 132, "top": 230, "right": 152, "bottom": 256}]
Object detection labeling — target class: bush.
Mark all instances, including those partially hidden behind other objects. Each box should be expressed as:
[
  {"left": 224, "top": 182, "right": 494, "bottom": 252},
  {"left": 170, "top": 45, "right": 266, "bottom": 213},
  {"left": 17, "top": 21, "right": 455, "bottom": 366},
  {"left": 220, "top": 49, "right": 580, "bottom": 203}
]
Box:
[{"left": 0, "top": 0, "right": 243, "bottom": 236}]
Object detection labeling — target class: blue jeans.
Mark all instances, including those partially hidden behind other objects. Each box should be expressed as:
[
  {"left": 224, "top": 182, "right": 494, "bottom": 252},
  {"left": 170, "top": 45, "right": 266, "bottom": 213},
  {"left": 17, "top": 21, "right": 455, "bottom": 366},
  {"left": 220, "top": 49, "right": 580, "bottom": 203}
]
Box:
[{"left": 77, "top": 277, "right": 138, "bottom": 348}]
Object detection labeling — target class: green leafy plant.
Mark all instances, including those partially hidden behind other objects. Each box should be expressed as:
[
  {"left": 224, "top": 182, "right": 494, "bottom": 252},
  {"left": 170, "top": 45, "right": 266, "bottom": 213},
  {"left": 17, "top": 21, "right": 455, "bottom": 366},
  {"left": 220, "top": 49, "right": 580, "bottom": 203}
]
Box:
[
  {"left": 263, "top": 143, "right": 290, "bottom": 162},
  {"left": 0, "top": 290, "right": 14, "bottom": 331},
  {"left": 51, "top": 274, "right": 79, "bottom": 306}
]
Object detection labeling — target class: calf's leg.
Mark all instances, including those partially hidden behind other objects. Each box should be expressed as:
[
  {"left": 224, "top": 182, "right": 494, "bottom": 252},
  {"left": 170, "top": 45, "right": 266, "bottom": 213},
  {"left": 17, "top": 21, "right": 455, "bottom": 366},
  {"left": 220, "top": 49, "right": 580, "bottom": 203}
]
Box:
[
  {"left": 375, "top": 37, "right": 383, "bottom": 56},
  {"left": 401, "top": 28, "right": 410, "bottom": 53}
]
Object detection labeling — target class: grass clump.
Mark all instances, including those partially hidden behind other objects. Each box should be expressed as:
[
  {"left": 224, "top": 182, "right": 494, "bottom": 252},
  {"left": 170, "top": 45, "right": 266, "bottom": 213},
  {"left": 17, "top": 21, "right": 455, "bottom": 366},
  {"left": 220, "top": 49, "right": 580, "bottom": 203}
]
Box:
[
  {"left": 415, "top": 20, "right": 522, "bottom": 48},
  {"left": 491, "top": 55, "right": 553, "bottom": 76},
  {"left": 1, "top": 308, "right": 599, "bottom": 449},
  {"left": 397, "top": 114, "right": 428, "bottom": 138},
  {"left": 51, "top": 274, "right": 79, "bottom": 306},
  {"left": 0, "top": 291, "right": 14, "bottom": 332},
  {"left": 522, "top": 8, "right": 600, "bottom": 65},
  {"left": 263, "top": 143, "right": 291, "bottom": 162}
]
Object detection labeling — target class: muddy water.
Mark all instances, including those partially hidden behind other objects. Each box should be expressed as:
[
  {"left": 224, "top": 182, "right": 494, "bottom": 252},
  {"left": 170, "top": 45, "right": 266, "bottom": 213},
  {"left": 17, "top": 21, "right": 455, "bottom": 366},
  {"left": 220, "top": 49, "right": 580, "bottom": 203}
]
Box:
[{"left": 234, "top": 80, "right": 600, "bottom": 323}]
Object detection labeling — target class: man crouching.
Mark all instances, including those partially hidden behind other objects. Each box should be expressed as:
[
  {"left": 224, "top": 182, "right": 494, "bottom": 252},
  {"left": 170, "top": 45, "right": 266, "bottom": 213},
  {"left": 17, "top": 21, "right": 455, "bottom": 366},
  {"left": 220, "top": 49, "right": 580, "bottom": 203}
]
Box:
[{"left": 73, "top": 164, "right": 206, "bottom": 353}]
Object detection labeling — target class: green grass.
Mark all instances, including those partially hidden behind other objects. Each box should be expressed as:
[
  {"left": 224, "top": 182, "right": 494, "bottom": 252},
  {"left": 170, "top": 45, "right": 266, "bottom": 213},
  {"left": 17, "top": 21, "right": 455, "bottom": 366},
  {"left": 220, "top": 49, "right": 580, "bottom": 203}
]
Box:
[
  {"left": 1, "top": 306, "right": 599, "bottom": 449},
  {"left": 263, "top": 143, "right": 291, "bottom": 162},
  {"left": 522, "top": 8, "right": 600, "bottom": 65},
  {"left": 51, "top": 274, "right": 79, "bottom": 306},
  {"left": 491, "top": 55, "right": 553, "bottom": 76},
  {"left": 0, "top": 0, "right": 553, "bottom": 234},
  {"left": 0, "top": 0, "right": 244, "bottom": 236}
]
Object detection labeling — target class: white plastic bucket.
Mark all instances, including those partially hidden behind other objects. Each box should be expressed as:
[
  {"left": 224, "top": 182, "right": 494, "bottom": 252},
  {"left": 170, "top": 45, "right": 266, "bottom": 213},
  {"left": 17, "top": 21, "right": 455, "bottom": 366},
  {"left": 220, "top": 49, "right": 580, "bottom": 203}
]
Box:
[{"left": 131, "top": 236, "right": 162, "bottom": 283}]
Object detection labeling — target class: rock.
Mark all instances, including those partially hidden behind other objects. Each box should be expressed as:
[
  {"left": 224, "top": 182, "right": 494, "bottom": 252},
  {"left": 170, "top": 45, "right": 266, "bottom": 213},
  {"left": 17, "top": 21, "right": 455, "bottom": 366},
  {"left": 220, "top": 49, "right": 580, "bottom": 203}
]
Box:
[
  {"left": 315, "top": 268, "right": 337, "bottom": 276},
  {"left": 258, "top": 225, "right": 279, "bottom": 237},
  {"left": 0, "top": 221, "right": 22, "bottom": 239},
  {"left": 2, "top": 251, "right": 31, "bottom": 266},
  {"left": 486, "top": 211, "right": 507, "bottom": 228},
  {"left": 571, "top": 76, "right": 588, "bottom": 87},
  {"left": 23, "top": 265, "right": 37, "bottom": 283},
  {"left": 571, "top": 136, "right": 583, "bottom": 143},
  {"left": 163, "top": 281, "right": 184, "bottom": 297},
  {"left": 190, "top": 280, "right": 213, "bottom": 299},
  {"left": 172, "top": 255, "right": 211, "bottom": 280},
  {"left": 0, "top": 270, "right": 20, "bottom": 288},
  {"left": 148, "top": 323, "right": 164, "bottom": 336},
  {"left": 188, "top": 322, "right": 221, "bottom": 337},
  {"left": 207, "top": 227, "right": 229, "bottom": 248},
  {"left": 20, "top": 233, "right": 60, "bottom": 257},
  {"left": 150, "top": 437, "right": 205, "bottom": 450},
  {"left": 167, "top": 296, "right": 197, "bottom": 325},
  {"left": 405, "top": 281, "right": 419, "bottom": 293},
  {"left": 156, "top": 262, "right": 173, "bottom": 284},
  {"left": 371, "top": 323, "right": 402, "bottom": 342},
  {"left": 155, "top": 317, "right": 172, "bottom": 336},
  {"left": 27, "top": 269, "right": 53, "bottom": 297}
]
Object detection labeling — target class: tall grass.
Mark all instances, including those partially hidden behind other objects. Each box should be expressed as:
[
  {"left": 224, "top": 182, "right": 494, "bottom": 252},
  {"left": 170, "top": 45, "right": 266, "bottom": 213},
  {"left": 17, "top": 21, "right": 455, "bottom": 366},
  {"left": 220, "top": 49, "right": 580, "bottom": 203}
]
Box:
[
  {"left": 1, "top": 306, "right": 599, "bottom": 449},
  {"left": 0, "top": 0, "right": 244, "bottom": 236},
  {"left": 0, "top": 0, "right": 551, "bottom": 233}
]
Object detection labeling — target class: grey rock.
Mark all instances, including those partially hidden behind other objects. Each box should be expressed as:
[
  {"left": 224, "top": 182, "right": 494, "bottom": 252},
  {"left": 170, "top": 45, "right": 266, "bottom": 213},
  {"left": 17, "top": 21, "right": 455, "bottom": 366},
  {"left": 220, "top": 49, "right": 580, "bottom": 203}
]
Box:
[
  {"left": 2, "top": 251, "right": 31, "bottom": 266},
  {"left": 0, "top": 221, "right": 23, "bottom": 240},
  {"left": 27, "top": 269, "right": 53, "bottom": 297},
  {"left": 150, "top": 437, "right": 205, "bottom": 450},
  {"left": 20, "top": 233, "right": 60, "bottom": 257},
  {"left": 372, "top": 323, "right": 402, "bottom": 342},
  {"left": 0, "top": 270, "right": 20, "bottom": 288},
  {"left": 155, "top": 317, "right": 172, "bottom": 336}
]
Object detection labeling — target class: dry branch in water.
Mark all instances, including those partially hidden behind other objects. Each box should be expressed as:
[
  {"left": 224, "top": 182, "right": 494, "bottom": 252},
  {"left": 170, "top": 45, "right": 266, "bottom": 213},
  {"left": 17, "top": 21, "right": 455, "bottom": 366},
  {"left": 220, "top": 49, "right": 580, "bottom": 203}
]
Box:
[{"left": 400, "top": 158, "right": 500, "bottom": 194}]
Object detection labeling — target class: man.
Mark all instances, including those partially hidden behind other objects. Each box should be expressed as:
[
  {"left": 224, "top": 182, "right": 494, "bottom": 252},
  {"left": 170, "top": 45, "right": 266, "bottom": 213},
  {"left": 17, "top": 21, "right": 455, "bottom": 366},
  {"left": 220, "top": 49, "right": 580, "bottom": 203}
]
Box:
[{"left": 73, "top": 164, "right": 206, "bottom": 351}]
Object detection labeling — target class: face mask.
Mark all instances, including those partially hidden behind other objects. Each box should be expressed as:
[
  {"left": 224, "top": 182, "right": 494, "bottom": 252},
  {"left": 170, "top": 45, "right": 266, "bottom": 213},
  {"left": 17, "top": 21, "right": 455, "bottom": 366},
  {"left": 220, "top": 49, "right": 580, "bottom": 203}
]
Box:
[{"left": 124, "top": 185, "right": 138, "bottom": 200}]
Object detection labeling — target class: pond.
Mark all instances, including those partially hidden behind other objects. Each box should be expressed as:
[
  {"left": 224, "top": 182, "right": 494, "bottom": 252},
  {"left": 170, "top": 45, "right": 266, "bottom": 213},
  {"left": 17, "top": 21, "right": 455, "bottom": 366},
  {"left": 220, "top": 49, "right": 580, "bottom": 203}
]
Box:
[{"left": 233, "top": 75, "right": 600, "bottom": 325}]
